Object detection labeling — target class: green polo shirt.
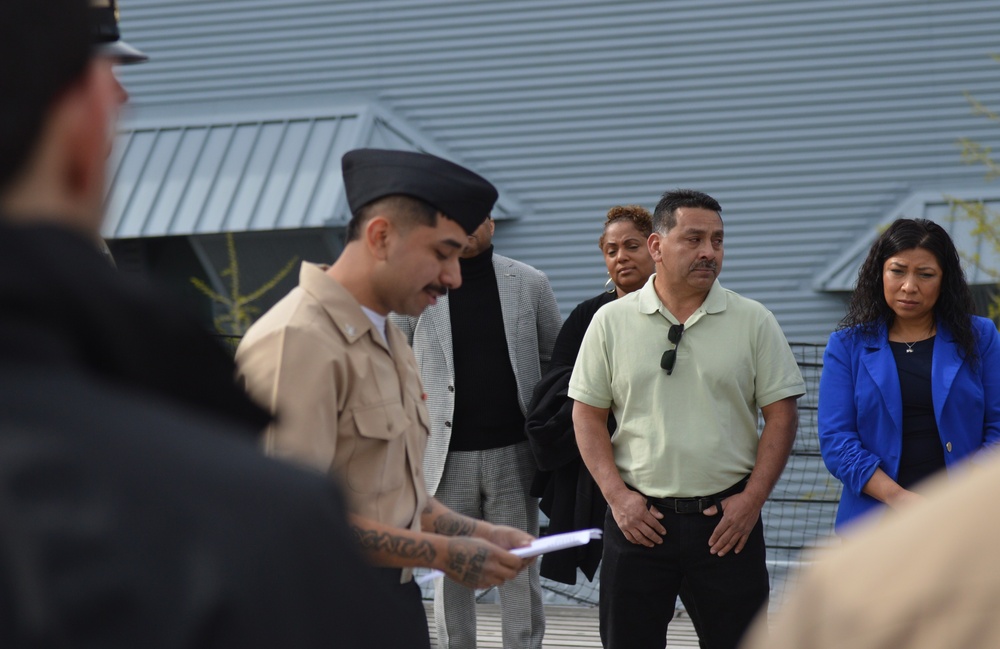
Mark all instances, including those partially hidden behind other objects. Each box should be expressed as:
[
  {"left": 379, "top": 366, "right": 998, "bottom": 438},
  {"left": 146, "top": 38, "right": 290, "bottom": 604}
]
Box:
[{"left": 569, "top": 276, "right": 805, "bottom": 498}]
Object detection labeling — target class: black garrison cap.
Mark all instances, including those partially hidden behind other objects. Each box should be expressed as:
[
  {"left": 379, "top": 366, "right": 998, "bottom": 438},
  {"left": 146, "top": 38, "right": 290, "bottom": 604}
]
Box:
[
  {"left": 91, "top": 0, "right": 148, "bottom": 64},
  {"left": 342, "top": 148, "right": 498, "bottom": 235}
]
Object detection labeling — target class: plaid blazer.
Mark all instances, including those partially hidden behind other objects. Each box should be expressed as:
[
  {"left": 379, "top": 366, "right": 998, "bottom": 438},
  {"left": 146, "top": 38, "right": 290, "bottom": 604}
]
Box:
[{"left": 390, "top": 253, "right": 562, "bottom": 496}]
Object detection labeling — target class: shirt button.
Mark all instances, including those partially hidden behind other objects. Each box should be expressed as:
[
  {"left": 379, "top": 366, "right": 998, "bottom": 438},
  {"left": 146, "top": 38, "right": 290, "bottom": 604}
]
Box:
[
  {"left": 946, "top": 442, "right": 953, "bottom": 452},
  {"left": 448, "top": 385, "right": 455, "bottom": 392},
  {"left": 445, "top": 421, "right": 452, "bottom": 428}
]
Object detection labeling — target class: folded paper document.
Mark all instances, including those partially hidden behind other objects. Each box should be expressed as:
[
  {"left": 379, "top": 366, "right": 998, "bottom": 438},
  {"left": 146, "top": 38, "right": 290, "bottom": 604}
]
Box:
[{"left": 416, "top": 528, "right": 602, "bottom": 585}]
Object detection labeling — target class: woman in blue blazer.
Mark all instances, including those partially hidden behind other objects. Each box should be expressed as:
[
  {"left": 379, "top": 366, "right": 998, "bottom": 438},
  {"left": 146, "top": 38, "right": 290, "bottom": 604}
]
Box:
[{"left": 819, "top": 218, "right": 1000, "bottom": 531}]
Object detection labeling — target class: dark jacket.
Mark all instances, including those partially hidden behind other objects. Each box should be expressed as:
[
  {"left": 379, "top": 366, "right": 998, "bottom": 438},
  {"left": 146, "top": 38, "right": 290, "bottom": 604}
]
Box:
[
  {"left": 0, "top": 221, "right": 425, "bottom": 647},
  {"left": 0, "top": 221, "right": 268, "bottom": 432},
  {"left": 526, "top": 291, "right": 615, "bottom": 584},
  {"left": 0, "top": 370, "right": 422, "bottom": 648}
]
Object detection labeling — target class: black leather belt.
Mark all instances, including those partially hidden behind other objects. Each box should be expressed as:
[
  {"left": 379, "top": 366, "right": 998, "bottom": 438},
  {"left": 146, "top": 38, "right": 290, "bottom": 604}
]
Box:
[{"left": 642, "top": 475, "right": 751, "bottom": 514}]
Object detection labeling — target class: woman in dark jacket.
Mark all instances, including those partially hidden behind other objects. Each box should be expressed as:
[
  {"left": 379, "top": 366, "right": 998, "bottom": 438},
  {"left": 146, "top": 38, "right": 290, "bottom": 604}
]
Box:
[
  {"left": 549, "top": 206, "right": 656, "bottom": 368},
  {"left": 527, "top": 205, "right": 654, "bottom": 583}
]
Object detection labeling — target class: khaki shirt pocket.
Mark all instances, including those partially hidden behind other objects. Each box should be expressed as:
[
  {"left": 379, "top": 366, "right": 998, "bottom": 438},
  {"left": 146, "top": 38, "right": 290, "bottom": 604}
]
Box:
[
  {"left": 346, "top": 402, "right": 410, "bottom": 494},
  {"left": 414, "top": 400, "right": 431, "bottom": 437}
]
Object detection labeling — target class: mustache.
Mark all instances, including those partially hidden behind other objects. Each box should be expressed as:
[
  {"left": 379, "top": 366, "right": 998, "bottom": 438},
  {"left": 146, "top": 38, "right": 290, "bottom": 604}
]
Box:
[
  {"left": 690, "top": 261, "right": 718, "bottom": 272},
  {"left": 426, "top": 284, "right": 448, "bottom": 297}
]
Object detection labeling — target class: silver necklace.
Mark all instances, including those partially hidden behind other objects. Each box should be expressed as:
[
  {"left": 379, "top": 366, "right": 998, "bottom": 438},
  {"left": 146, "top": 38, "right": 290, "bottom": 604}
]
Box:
[
  {"left": 901, "top": 328, "right": 934, "bottom": 353},
  {"left": 894, "top": 326, "right": 934, "bottom": 353}
]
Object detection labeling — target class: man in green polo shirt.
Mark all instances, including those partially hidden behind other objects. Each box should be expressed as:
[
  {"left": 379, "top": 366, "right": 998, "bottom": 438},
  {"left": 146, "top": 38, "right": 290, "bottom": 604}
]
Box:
[{"left": 569, "top": 189, "right": 805, "bottom": 649}]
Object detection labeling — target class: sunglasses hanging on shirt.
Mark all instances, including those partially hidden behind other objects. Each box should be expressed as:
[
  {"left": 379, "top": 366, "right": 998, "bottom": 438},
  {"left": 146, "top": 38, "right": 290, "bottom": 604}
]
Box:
[{"left": 660, "top": 323, "right": 684, "bottom": 375}]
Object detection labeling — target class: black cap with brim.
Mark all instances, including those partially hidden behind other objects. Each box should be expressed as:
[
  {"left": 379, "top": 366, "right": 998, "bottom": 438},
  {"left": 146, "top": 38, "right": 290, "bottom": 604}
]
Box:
[
  {"left": 342, "top": 148, "right": 498, "bottom": 235},
  {"left": 95, "top": 38, "right": 148, "bottom": 64},
  {"left": 91, "top": 0, "right": 148, "bottom": 64}
]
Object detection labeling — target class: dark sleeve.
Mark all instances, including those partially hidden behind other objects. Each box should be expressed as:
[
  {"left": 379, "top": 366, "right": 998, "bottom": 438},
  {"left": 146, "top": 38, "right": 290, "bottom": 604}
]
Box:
[
  {"left": 0, "top": 226, "right": 272, "bottom": 436},
  {"left": 239, "top": 475, "right": 430, "bottom": 649},
  {"left": 549, "top": 293, "right": 612, "bottom": 368}
]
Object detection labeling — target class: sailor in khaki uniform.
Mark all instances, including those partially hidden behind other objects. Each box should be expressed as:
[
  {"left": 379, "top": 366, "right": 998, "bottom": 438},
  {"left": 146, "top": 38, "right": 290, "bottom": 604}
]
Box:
[
  {"left": 236, "top": 149, "right": 535, "bottom": 648},
  {"left": 237, "top": 261, "right": 432, "bottom": 533}
]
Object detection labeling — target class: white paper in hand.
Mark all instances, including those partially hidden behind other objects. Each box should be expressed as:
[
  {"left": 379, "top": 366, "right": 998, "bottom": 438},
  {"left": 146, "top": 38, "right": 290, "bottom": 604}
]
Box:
[
  {"left": 509, "top": 528, "right": 603, "bottom": 558},
  {"left": 416, "top": 528, "right": 603, "bottom": 585}
]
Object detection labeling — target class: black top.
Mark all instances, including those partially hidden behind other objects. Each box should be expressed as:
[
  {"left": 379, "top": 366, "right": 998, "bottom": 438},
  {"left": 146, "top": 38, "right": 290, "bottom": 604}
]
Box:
[
  {"left": 550, "top": 290, "right": 616, "bottom": 368},
  {"left": 525, "top": 290, "right": 616, "bottom": 584},
  {"left": 448, "top": 246, "right": 526, "bottom": 451},
  {"left": 889, "top": 336, "right": 945, "bottom": 490}
]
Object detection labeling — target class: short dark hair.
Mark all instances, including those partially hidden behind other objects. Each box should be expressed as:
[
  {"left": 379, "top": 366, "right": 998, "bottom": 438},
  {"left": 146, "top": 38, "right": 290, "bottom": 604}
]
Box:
[
  {"left": 842, "top": 218, "right": 979, "bottom": 364},
  {"left": 0, "top": 0, "right": 92, "bottom": 192},
  {"left": 345, "top": 195, "right": 440, "bottom": 242},
  {"left": 652, "top": 189, "right": 722, "bottom": 232},
  {"left": 599, "top": 205, "right": 652, "bottom": 248}
]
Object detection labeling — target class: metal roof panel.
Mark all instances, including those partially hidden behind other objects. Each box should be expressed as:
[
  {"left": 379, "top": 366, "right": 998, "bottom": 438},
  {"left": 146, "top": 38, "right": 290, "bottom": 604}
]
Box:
[
  {"left": 104, "top": 100, "right": 523, "bottom": 238},
  {"left": 816, "top": 188, "right": 1000, "bottom": 291}
]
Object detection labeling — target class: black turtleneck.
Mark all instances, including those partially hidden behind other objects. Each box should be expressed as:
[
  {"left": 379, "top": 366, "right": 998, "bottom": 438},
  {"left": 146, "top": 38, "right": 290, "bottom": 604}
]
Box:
[{"left": 448, "top": 246, "right": 526, "bottom": 451}]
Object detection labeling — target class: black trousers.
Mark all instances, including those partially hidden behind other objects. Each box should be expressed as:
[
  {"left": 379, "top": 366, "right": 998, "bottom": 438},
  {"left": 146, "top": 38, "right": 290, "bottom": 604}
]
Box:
[
  {"left": 599, "top": 505, "right": 769, "bottom": 649},
  {"left": 372, "top": 568, "right": 432, "bottom": 649}
]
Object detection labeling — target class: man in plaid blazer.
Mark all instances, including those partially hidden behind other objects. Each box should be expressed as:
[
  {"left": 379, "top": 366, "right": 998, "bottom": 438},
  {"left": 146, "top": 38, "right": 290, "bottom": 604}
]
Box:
[{"left": 393, "top": 215, "right": 562, "bottom": 649}]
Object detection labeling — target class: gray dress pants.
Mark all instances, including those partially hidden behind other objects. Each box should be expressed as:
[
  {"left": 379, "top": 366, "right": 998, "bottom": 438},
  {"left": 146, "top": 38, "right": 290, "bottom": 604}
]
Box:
[{"left": 433, "top": 440, "right": 545, "bottom": 649}]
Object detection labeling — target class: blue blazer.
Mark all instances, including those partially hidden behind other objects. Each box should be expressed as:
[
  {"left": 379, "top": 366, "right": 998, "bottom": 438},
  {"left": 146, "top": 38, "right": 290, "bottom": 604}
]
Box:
[{"left": 818, "top": 316, "right": 1000, "bottom": 530}]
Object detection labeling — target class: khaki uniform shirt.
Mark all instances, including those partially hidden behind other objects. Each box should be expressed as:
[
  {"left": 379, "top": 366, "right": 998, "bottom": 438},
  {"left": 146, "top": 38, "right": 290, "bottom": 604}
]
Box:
[{"left": 236, "top": 263, "right": 430, "bottom": 540}]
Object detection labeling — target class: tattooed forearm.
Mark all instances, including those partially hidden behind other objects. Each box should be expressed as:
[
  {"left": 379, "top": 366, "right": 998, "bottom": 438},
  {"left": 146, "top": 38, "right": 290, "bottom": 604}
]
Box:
[
  {"left": 433, "top": 512, "right": 478, "bottom": 537},
  {"left": 447, "top": 539, "right": 489, "bottom": 587},
  {"left": 351, "top": 525, "right": 436, "bottom": 563}
]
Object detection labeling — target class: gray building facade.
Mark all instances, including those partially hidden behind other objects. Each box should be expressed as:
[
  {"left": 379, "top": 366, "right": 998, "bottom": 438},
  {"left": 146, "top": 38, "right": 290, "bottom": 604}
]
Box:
[{"left": 109, "top": 0, "right": 1000, "bottom": 341}]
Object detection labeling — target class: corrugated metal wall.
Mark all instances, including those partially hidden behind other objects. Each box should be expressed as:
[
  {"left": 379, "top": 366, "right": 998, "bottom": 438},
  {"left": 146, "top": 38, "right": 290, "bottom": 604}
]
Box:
[{"left": 117, "top": 0, "right": 1000, "bottom": 342}]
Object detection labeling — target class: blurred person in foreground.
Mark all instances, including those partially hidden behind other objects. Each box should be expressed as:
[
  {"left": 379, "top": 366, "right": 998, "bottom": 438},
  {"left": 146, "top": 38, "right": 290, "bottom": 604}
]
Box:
[
  {"left": 818, "top": 218, "right": 1000, "bottom": 533},
  {"left": 236, "top": 148, "right": 536, "bottom": 648},
  {"left": 526, "top": 204, "right": 656, "bottom": 584},
  {"left": 0, "top": 0, "right": 269, "bottom": 434},
  {"left": 0, "top": 1, "right": 423, "bottom": 646},
  {"left": 740, "top": 457, "right": 1000, "bottom": 648},
  {"left": 570, "top": 189, "right": 805, "bottom": 649},
  {"left": 91, "top": 0, "right": 147, "bottom": 267}
]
